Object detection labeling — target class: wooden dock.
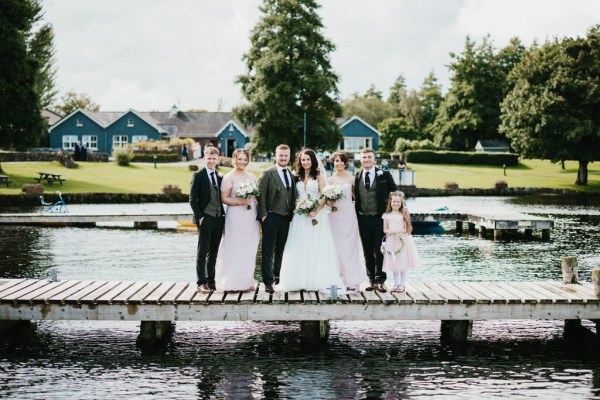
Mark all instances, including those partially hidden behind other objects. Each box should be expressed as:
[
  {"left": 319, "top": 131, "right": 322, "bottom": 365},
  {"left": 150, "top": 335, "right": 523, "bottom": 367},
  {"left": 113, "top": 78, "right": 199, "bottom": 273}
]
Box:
[
  {"left": 0, "top": 211, "right": 554, "bottom": 239},
  {"left": 0, "top": 278, "right": 597, "bottom": 345}
]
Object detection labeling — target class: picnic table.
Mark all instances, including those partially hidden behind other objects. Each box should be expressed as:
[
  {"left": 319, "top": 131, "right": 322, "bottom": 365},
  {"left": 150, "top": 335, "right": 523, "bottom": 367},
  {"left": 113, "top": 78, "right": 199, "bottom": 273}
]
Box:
[
  {"left": 0, "top": 175, "right": 11, "bottom": 188},
  {"left": 35, "top": 172, "right": 66, "bottom": 186}
]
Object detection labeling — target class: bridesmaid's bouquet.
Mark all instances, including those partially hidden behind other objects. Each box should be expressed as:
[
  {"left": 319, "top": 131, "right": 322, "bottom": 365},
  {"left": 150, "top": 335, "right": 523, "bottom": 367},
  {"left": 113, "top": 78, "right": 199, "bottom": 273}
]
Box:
[
  {"left": 321, "top": 184, "right": 344, "bottom": 212},
  {"left": 295, "top": 194, "right": 319, "bottom": 226},
  {"left": 236, "top": 181, "right": 260, "bottom": 210}
]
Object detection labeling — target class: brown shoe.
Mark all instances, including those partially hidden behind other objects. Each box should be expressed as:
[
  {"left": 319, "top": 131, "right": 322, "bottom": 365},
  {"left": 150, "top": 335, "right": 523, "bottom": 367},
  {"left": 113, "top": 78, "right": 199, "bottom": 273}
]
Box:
[
  {"left": 208, "top": 283, "right": 216, "bottom": 291},
  {"left": 377, "top": 283, "right": 387, "bottom": 293},
  {"left": 198, "top": 284, "right": 211, "bottom": 293},
  {"left": 264, "top": 284, "right": 274, "bottom": 294}
]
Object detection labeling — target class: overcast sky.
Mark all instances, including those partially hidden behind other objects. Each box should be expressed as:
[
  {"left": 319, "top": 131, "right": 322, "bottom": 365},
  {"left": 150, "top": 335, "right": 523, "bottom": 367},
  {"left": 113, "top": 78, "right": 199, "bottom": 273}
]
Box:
[{"left": 43, "top": 0, "right": 600, "bottom": 112}]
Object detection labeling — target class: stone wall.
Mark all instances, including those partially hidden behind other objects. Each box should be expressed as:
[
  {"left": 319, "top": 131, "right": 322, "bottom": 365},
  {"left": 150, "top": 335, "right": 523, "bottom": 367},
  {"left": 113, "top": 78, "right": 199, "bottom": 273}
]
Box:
[{"left": 0, "top": 152, "right": 109, "bottom": 162}]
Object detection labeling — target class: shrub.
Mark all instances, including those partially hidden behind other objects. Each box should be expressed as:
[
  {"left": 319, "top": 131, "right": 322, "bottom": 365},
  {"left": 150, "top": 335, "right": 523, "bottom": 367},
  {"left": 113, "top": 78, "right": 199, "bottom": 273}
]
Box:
[
  {"left": 131, "top": 153, "right": 180, "bottom": 163},
  {"left": 113, "top": 148, "right": 134, "bottom": 166},
  {"left": 405, "top": 150, "right": 519, "bottom": 166}
]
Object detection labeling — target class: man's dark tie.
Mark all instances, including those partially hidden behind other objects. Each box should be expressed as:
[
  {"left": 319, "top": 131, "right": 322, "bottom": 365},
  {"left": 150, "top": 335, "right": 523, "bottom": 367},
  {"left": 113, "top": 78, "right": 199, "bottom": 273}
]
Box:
[
  {"left": 283, "top": 169, "right": 290, "bottom": 190},
  {"left": 365, "top": 171, "right": 371, "bottom": 190},
  {"left": 210, "top": 171, "right": 217, "bottom": 188}
]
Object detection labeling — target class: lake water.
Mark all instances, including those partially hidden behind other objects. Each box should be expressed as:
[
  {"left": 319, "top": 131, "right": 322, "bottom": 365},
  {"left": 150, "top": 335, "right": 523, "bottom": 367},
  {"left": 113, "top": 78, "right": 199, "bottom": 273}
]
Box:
[{"left": 1, "top": 196, "right": 599, "bottom": 399}]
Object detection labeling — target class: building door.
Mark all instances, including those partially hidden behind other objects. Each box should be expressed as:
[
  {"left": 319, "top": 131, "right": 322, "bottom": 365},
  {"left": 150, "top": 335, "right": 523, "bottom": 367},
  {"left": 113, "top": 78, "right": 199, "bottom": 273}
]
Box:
[{"left": 226, "top": 139, "right": 236, "bottom": 157}]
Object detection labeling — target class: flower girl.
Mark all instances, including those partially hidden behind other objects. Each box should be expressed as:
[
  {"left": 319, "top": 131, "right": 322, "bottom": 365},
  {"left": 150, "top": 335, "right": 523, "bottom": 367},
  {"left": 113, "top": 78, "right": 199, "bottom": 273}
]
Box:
[{"left": 381, "top": 191, "right": 421, "bottom": 292}]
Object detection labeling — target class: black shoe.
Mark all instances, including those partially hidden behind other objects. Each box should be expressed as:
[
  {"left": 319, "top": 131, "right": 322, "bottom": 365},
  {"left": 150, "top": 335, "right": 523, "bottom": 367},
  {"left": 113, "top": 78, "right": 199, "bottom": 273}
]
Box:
[
  {"left": 275, "top": 277, "right": 280, "bottom": 285},
  {"left": 208, "top": 283, "right": 216, "bottom": 291},
  {"left": 264, "top": 284, "right": 274, "bottom": 294},
  {"left": 377, "top": 283, "right": 387, "bottom": 293},
  {"left": 365, "top": 283, "right": 375, "bottom": 291}
]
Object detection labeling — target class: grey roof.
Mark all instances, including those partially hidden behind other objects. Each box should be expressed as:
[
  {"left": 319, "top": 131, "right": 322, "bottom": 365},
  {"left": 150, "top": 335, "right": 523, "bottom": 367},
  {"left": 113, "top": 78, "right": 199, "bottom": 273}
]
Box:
[
  {"left": 477, "top": 140, "right": 509, "bottom": 148},
  {"left": 146, "top": 111, "right": 256, "bottom": 138}
]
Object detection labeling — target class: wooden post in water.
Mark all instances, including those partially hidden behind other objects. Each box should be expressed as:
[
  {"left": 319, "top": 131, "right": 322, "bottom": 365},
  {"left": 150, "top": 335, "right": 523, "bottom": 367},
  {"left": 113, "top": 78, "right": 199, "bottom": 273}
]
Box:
[
  {"left": 300, "top": 320, "right": 329, "bottom": 345},
  {"left": 134, "top": 221, "right": 159, "bottom": 229},
  {"left": 440, "top": 320, "right": 472, "bottom": 343},
  {"left": 524, "top": 229, "right": 533, "bottom": 239},
  {"left": 468, "top": 222, "right": 476, "bottom": 235},
  {"left": 456, "top": 221, "right": 463, "bottom": 235},
  {"left": 494, "top": 229, "right": 503, "bottom": 240},
  {"left": 138, "top": 321, "right": 173, "bottom": 344},
  {"left": 561, "top": 256, "right": 579, "bottom": 284},
  {"left": 542, "top": 229, "right": 551, "bottom": 241},
  {"left": 592, "top": 269, "right": 600, "bottom": 297},
  {"left": 479, "top": 226, "right": 487, "bottom": 238}
]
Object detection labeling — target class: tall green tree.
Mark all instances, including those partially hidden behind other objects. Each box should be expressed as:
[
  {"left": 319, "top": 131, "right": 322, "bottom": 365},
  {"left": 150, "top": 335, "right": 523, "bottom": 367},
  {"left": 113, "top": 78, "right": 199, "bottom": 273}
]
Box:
[
  {"left": 29, "top": 16, "right": 58, "bottom": 109},
  {"left": 500, "top": 26, "right": 600, "bottom": 185},
  {"left": 341, "top": 86, "right": 396, "bottom": 129},
  {"left": 378, "top": 117, "right": 419, "bottom": 152},
  {"left": 418, "top": 71, "right": 443, "bottom": 138},
  {"left": 235, "top": 0, "right": 342, "bottom": 154},
  {"left": 53, "top": 90, "right": 101, "bottom": 115},
  {"left": 0, "top": 0, "right": 47, "bottom": 149},
  {"left": 387, "top": 74, "right": 406, "bottom": 105},
  {"left": 430, "top": 36, "right": 522, "bottom": 150}
]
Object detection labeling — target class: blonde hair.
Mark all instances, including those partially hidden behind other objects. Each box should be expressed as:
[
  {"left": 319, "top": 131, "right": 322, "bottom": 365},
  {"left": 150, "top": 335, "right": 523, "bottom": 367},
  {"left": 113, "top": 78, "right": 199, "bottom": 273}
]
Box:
[
  {"left": 276, "top": 144, "right": 290, "bottom": 152},
  {"left": 385, "top": 191, "right": 412, "bottom": 234},
  {"left": 360, "top": 147, "right": 375, "bottom": 155},
  {"left": 204, "top": 147, "right": 219, "bottom": 156},
  {"left": 232, "top": 148, "right": 250, "bottom": 167}
]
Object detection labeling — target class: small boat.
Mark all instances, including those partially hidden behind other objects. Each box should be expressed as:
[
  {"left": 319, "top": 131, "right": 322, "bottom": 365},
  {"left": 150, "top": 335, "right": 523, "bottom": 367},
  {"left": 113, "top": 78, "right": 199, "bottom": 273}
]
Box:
[{"left": 412, "top": 219, "right": 444, "bottom": 235}]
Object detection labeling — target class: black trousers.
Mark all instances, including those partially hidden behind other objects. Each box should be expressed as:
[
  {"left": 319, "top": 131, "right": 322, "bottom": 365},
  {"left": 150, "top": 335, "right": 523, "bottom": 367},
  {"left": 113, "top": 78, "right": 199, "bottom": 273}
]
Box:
[
  {"left": 357, "top": 213, "right": 387, "bottom": 284},
  {"left": 260, "top": 213, "right": 290, "bottom": 286},
  {"left": 196, "top": 214, "right": 225, "bottom": 286}
]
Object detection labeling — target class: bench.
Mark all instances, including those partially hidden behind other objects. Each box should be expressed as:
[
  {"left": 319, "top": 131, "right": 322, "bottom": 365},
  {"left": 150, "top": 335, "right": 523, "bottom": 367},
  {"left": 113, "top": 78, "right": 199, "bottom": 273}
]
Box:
[
  {"left": 0, "top": 175, "right": 12, "bottom": 188},
  {"left": 35, "top": 172, "right": 66, "bottom": 186}
]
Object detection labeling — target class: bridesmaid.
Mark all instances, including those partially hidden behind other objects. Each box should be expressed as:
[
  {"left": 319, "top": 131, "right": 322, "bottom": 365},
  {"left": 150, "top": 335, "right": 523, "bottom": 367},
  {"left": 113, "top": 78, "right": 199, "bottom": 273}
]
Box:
[
  {"left": 326, "top": 152, "right": 367, "bottom": 291},
  {"left": 215, "top": 148, "right": 259, "bottom": 292}
]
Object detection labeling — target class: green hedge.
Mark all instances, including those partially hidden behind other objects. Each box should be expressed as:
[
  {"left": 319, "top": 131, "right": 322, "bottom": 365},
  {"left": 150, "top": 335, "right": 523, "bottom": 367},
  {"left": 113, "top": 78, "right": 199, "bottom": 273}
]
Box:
[
  {"left": 405, "top": 150, "right": 519, "bottom": 166},
  {"left": 132, "top": 153, "right": 180, "bottom": 163}
]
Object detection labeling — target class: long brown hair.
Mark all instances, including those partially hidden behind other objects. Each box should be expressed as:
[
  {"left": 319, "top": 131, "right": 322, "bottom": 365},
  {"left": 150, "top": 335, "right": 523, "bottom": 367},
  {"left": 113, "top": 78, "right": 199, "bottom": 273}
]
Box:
[
  {"left": 385, "top": 191, "right": 412, "bottom": 234},
  {"left": 295, "top": 148, "right": 320, "bottom": 181}
]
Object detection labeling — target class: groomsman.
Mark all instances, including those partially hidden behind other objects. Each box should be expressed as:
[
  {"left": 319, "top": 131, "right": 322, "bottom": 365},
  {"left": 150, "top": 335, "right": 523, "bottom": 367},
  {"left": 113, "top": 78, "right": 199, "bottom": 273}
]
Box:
[
  {"left": 354, "top": 147, "right": 398, "bottom": 292},
  {"left": 189, "top": 146, "right": 225, "bottom": 292},
  {"left": 257, "top": 144, "right": 297, "bottom": 293}
]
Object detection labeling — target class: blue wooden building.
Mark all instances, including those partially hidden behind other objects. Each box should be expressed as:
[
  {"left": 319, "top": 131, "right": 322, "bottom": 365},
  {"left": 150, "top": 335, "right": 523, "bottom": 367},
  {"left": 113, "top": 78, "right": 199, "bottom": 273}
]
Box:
[{"left": 337, "top": 115, "right": 380, "bottom": 152}]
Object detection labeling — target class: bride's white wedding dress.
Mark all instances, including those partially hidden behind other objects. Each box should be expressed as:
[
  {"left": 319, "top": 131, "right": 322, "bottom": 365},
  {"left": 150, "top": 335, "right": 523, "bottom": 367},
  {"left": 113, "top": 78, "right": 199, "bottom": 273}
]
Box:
[{"left": 277, "top": 179, "right": 345, "bottom": 292}]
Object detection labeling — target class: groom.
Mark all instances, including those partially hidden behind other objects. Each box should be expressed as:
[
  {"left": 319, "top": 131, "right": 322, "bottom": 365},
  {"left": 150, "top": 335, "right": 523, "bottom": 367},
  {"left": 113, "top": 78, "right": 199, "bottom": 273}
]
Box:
[
  {"left": 354, "top": 147, "right": 398, "bottom": 292},
  {"left": 189, "top": 146, "right": 225, "bottom": 293},
  {"left": 257, "top": 144, "right": 297, "bottom": 293}
]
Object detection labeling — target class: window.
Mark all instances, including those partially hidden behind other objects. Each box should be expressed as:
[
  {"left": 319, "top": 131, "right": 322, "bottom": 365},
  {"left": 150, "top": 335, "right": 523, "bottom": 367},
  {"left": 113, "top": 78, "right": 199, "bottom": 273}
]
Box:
[
  {"left": 76, "top": 118, "right": 83, "bottom": 127},
  {"left": 131, "top": 135, "right": 148, "bottom": 143},
  {"left": 127, "top": 118, "right": 134, "bottom": 127},
  {"left": 113, "top": 135, "right": 128, "bottom": 148},
  {"left": 81, "top": 135, "right": 98, "bottom": 151},
  {"left": 343, "top": 137, "right": 371, "bottom": 151},
  {"left": 62, "top": 135, "right": 78, "bottom": 150},
  {"left": 229, "top": 123, "right": 234, "bottom": 132}
]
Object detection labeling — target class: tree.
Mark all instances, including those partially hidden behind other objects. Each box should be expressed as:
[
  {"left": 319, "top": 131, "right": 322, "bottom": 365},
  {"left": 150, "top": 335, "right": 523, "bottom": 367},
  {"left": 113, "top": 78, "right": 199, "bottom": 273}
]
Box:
[
  {"left": 378, "top": 117, "right": 419, "bottom": 152},
  {"left": 28, "top": 9, "right": 58, "bottom": 109},
  {"left": 418, "top": 71, "right": 443, "bottom": 138},
  {"left": 0, "top": 0, "right": 47, "bottom": 150},
  {"left": 53, "top": 90, "right": 101, "bottom": 115},
  {"left": 500, "top": 26, "right": 600, "bottom": 185},
  {"left": 235, "top": 0, "right": 342, "bottom": 154},
  {"left": 430, "top": 36, "right": 522, "bottom": 150},
  {"left": 387, "top": 74, "right": 406, "bottom": 105},
  {"left": 398, "top": 89, "right": 422, "bottom": 130},
  {"left": 341, "top": 88, "right": 396, "bottom": 129}
]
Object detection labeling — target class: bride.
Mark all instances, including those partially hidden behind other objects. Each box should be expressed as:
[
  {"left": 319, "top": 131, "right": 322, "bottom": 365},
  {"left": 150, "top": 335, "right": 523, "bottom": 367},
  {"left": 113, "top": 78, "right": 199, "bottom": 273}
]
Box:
[{"left": 277, "top": 148, "right": 344, "bottom": 292}]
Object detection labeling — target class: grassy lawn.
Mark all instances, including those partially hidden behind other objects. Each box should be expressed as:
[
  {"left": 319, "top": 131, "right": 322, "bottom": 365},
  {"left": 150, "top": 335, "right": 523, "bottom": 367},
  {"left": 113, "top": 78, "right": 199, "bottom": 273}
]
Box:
[{"left": 0, "top": 159, "right": 597, "bottom": 194}]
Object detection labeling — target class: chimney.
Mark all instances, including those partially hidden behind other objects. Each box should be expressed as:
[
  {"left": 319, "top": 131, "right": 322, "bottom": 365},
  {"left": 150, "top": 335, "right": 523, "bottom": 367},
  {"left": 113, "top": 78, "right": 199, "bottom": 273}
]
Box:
[{"left": 170, "top": 104, "right": 178, "bottom": 117}]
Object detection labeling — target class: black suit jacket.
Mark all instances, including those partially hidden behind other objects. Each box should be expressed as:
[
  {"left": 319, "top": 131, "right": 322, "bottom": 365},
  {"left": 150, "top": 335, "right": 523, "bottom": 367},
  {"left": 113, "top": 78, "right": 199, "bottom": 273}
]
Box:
[
  {"left": 189, "top": 167, "right": 225, "bottom": 224},
  {"left": 354, "top": 168, "right": 398, "bottom": 215}
]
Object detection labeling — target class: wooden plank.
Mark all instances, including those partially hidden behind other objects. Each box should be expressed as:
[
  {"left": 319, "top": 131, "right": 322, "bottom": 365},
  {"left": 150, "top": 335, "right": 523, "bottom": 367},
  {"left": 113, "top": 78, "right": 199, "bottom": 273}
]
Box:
[
  {"left": 0, "top": 280, "right": 54, "bottom": 302},
  {"left": 176, "top": 284, "right": 200, "bottom": 304},
  {"left": 95, "top": 281, "right": 136, "bottom": 304},
  {"left": 71, "top": 281, "right": 112, "bottom": 303},
  {"left": 389, "top": 288, "right": 414, "bottom": 305},
  {"left": 0, "top": 279, "right": 26, "bottom": 296},
  {"left": 255, "top": 284, "right": 271, "bottom": 304},
  {"left": 11, "top": 281, "right": 68, "bottom": 303},
  {"left": 543, "top": 282, "right": 593, "bottom": 303},
  {"left": 424, "top": 282, "right": 462, "bottom": 304},
  {"left": 568, "top": 283, "right": 597, "bottom": 298},
  {"left": 303, "top": 291, "right": 318, "bottom": 304},
  {"left": 317, "top": 291, "right": 333, "bottom": 304},
  {"left": 144, "top": 282, "right": 176, "bottom": 304},
  {"left": 412, "top": 282, "right": 446, "bottom": 304},
  {"left": 239, "top": 287, "right": 257, "bottom": 304},
  {"left": 271, "top": 291, "right": 286, "bottom": 304},
  {"left": 362, "top": 289, "right": 382, "bottom": 304},
  {"left": 537, "top": 282, "right": 585, "bottom": 304},
  {"left": 190, "top": 290, "right": 212, "bottom": 304},
  {"left": 346, "top": 291, "right": 365, "bottom": 304},
  {"left": 127, "top": 281, "right": 162, "bottom": 304},
  {"left": 510, "top": 282, "right": 553, "bottom": 304},
  {"left": 287, "top": 291, "right": 302, "bottom": 304},
  {"left": 518, "top": 282, "right": 564, "bottom": 303},
  {"left": 494, "top": 282, "right": 537, "bottom": 304},
  {"left": 554, "top": 282, "right": 599, "bottom": 302},
  {"left": 111, "top": 281, "right": 148, "bottom": 304},
  {"left": 223, "top": 291, "right": 242, "bottom": 304},
  {"left": 449, "top": 283, "right": 492, "bottom": 304},
  {"left": 404, "top": 283, "right": 430, "bottom": 304},
  {"left": 375, "top": 288, "right": 398, "bottom": 305},
  {"left": 469, "top": 282, "right": 511, "bottom": 304},
  {"left": 160, "top": 282, "right": 190, "bottom": 304},
  {"left": 436, "top": 282, "right": 476, "bottom": 304},
  {"left": 0, "top": 279, "right": 41, "bottom": 300},
  {"left": 47, "top": 280, "right": 96, "bottom": 304},
  {"left": 32, "top": 280, "right": 83, "bottom": 303}
]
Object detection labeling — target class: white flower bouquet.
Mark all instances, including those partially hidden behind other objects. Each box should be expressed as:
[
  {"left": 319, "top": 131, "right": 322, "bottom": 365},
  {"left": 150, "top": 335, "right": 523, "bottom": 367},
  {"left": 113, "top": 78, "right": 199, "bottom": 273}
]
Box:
[
  {"left": 294, "top": 194, "right": 319, "bottom": 226},
  {"left": 321, "top": 184, "right": 344, "bottom": 212},
  {"left": 236, "top": 181, "right": 260, "bottom": 209}
]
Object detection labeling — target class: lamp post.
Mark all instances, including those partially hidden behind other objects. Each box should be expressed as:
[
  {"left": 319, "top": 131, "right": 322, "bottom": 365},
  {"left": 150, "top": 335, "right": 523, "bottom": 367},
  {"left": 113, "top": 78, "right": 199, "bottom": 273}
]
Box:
[{"left": 303, "top": 112, "right": 307, "bottom": 148}]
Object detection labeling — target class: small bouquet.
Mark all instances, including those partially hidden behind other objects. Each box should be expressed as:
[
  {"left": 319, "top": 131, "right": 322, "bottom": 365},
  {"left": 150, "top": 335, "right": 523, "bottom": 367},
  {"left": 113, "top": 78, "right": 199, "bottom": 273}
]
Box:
[
  {"left": 236, "top": 181, "right": 260, "bottom": 210},
  {"left": 295, "top": 194, "right": 319, "bottom": 226},
  {"left": 321, "top": 184, "right": 344, "bottom": 212}
]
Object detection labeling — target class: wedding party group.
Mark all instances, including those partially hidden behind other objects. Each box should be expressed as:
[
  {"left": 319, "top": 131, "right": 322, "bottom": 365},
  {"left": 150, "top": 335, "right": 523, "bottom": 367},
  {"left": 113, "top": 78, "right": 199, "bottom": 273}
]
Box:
[{"left": 189, "top": 145, "right": 421, "bottom": 295}]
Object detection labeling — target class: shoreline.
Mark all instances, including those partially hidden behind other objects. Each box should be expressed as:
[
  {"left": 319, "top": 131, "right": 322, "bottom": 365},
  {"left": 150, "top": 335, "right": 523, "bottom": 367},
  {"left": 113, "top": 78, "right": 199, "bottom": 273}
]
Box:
[{"left": 1, "top": 187, "right": 599, "bottom": 207}]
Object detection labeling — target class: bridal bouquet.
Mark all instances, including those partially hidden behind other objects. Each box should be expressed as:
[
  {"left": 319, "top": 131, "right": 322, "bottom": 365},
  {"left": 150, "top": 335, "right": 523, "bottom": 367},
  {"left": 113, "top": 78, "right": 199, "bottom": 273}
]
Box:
[
  {"left": 321, "top": 184, "right": 344, "bottom": 212},
  {"left": 295, "top": 194, "right": 319, "bottom": 226},
  {"left": 236, "top": 181, "right": 260, "bottom": 210}
]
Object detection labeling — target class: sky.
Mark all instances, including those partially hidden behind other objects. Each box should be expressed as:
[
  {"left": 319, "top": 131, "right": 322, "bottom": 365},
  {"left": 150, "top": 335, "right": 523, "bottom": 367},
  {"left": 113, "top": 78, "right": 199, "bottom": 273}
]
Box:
[{"left": 42, "top": 0, "right": 600, "bottom": 112}]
